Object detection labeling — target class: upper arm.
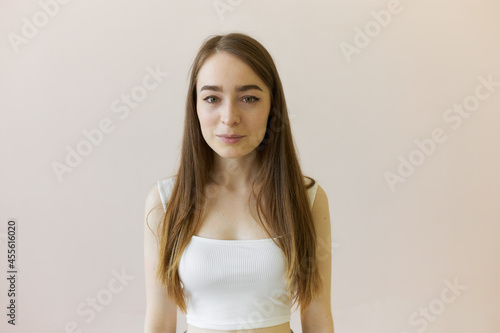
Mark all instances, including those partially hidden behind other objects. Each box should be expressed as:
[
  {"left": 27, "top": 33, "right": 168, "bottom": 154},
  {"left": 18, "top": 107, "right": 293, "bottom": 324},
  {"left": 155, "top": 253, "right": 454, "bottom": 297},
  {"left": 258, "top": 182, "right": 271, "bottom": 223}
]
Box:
[
  {"left": 301, "top": 184, "right": 334, "bottom": 332},
  {"left": 144, "top": 184, "right": 177, "bottom": 332}
]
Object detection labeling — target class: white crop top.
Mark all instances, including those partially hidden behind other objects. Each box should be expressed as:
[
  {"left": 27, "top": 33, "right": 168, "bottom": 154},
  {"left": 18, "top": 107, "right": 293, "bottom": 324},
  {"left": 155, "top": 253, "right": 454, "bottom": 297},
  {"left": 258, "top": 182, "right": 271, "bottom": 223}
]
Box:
[{"left": 157, "top": 176, "right": 319, "bottom": 330}]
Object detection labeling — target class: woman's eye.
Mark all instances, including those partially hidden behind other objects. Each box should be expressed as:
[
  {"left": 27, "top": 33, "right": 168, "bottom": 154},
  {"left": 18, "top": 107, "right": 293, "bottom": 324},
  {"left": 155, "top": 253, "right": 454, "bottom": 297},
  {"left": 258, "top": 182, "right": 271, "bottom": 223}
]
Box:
[
  {"left": 242, "top": 96, "right": 260, "bottom": 103},
  {"left": 203, "top": 96, "right": 219, "bottom": 103}
]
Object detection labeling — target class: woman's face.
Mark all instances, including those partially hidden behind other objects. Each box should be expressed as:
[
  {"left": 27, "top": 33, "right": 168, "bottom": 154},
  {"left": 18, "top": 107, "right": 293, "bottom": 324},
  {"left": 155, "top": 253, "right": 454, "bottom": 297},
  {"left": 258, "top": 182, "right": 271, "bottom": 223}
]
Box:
[{"left": 196, "top": 52, "right": 271, "bottom": 159}]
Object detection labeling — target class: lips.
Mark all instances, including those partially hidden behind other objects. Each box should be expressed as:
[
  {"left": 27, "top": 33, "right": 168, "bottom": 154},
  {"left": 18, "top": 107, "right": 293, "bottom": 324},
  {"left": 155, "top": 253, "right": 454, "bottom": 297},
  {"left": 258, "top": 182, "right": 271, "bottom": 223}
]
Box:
[{"left": 217, "top": 135, "right": 245, "bottom": 138}]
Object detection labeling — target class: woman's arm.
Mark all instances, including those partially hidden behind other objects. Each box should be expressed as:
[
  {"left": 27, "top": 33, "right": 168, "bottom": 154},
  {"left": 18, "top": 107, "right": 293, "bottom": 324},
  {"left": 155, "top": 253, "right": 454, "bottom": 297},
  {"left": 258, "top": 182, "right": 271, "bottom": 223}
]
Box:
[
  {"left": 144, "top": 184, "right": 178, "bottom": 333},
  {"left": 301, "top": 185, "right": 335, "bottom": 333}
]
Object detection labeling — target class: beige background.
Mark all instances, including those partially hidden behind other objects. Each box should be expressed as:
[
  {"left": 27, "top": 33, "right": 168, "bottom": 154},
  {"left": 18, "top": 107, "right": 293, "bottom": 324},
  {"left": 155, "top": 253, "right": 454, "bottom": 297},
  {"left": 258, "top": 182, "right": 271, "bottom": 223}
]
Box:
[{"left": 1, "top": 0, "right": 499, "bottom": 332}]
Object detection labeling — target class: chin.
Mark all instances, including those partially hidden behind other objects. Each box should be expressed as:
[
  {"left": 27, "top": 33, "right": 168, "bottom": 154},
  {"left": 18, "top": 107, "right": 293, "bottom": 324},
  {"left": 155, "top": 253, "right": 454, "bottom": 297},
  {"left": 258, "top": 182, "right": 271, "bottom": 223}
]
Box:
[
  {"left": 215, "top": 147, "right": 252, "bottom": 158},
  {"left": 216, "top": 151, "right": 244, "bottom": 159}
]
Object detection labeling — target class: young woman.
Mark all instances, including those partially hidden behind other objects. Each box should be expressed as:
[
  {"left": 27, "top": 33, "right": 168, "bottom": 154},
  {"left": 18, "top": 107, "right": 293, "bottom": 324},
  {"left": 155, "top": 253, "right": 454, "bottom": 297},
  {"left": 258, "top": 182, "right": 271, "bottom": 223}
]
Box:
[{"left": 144, "top": 33, "right": 334, "bottom": 333}]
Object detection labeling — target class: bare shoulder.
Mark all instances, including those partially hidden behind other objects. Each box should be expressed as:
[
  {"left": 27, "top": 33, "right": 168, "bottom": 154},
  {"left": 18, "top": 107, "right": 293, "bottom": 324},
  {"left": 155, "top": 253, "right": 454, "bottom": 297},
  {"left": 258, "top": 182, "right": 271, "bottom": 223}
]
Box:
[
  {"left": 312, "top": 185, "right": 329, "bottom": 210},
  {"left": 311, "top": 184, "right": 331, "bottom": 241},
  {"left": 145, "top": 182, "right": 163, "bottom": 211}
]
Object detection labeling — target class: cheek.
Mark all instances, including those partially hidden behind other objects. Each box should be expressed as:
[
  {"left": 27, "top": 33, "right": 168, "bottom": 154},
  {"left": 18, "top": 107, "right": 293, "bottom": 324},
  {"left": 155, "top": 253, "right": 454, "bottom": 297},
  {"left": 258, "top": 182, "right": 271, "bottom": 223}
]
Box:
[
  {"left": 196, "top": 103, "right": 208, "bottom": 121},
  {"left": 247, "top": 110, "right": 270, "bottom": 139},
  {"left": 257, "top": 107, "right": 271, "bottom": 128},
  {"left": 197, "top": 106, "right": 217, "bottom": 130}
]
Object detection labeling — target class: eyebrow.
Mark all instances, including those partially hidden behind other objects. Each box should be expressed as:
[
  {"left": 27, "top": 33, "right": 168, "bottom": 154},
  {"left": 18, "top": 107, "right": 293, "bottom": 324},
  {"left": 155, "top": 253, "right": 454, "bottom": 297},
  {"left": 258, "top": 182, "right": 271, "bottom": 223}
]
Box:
[{"left": 199, "top": 84, "right": 263, "bottom": 93}]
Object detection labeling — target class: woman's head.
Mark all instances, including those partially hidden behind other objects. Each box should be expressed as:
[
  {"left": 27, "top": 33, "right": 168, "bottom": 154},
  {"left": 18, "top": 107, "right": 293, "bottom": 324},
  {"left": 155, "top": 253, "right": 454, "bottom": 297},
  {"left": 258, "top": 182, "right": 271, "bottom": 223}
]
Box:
[
  {"left": 183, "top": 33, "right": 290, "bottom": 168},
  {"left": 196, "top": 50, "right": 271, "bottom": 161}
]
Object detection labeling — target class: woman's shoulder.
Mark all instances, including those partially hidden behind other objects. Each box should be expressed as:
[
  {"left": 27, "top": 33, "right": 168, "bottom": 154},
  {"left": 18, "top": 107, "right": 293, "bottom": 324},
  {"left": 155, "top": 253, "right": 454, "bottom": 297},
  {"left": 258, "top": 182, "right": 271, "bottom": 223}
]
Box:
[
  {"left": 144, "top": 180, "right": 168, "bottom": 235},
  {"left": 157, "top": 175, "right": 177, "bottom": 211}
]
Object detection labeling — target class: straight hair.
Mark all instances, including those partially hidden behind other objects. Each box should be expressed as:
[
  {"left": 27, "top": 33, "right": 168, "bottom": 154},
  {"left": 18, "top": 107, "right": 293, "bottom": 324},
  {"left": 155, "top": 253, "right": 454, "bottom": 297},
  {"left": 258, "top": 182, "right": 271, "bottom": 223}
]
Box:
[{"left": 147, "top": 32, "right": 322, "bottom": 313}]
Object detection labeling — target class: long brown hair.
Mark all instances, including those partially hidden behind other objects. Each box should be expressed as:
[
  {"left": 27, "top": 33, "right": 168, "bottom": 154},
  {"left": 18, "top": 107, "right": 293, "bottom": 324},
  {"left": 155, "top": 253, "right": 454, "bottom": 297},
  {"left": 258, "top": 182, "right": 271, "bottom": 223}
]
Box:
[{"left": 147, "top": 32, "right": 322, "bottom": 313}]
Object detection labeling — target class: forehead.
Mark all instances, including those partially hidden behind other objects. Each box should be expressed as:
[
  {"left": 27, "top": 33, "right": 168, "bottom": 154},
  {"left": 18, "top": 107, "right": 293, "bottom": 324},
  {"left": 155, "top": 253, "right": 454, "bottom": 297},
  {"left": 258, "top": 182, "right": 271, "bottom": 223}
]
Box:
[{"left": 197, "top": 52, "right": 267, "bottom": 90}]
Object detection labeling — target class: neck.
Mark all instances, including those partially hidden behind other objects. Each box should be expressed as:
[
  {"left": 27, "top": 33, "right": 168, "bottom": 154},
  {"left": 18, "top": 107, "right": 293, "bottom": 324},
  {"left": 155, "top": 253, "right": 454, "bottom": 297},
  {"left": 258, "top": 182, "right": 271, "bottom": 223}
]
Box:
[{"left": 211, "top": 150, "right": 260, "bottom": 192}]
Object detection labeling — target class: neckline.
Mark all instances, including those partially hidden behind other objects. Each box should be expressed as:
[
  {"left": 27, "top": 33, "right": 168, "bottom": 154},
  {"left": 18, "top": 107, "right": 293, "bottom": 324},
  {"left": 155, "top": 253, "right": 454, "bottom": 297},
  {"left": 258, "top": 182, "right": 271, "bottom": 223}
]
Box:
[{"left": 191, "top": 235, "right": 282, "bottom": 242}]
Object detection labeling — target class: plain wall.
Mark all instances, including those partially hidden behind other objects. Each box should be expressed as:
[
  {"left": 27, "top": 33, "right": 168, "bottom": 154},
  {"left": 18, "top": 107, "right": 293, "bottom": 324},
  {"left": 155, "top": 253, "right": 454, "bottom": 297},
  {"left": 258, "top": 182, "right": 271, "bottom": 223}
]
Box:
[{"left": 1, "top": 0, "right": 499, "bottom": 332}]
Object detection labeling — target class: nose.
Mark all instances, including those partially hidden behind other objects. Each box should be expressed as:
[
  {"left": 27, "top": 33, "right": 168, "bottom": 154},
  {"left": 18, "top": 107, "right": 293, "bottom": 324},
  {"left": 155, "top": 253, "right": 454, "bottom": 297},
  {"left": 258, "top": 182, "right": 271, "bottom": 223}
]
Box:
[{"left": 220, "top": 100, "right": 240, "bottom": 126}]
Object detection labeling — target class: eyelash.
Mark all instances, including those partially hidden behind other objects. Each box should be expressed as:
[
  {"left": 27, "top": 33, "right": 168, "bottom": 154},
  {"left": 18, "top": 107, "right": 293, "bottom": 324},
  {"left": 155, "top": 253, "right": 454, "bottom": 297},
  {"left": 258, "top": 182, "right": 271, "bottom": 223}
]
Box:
[
  {"left": 242, "top": 96, "right": 260, "bottom": 103},
  {"left": 203, "top": 96, "right": 260, "bottom": 104}
]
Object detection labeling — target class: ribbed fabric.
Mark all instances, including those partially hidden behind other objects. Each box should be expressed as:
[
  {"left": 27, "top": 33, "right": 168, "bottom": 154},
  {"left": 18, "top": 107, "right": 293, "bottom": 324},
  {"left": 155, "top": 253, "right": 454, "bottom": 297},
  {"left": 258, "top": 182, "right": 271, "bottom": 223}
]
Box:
[
  {"left": 184, "top": 329, "right": 293, "bottom": 333},
  {"left": 157, "top": 176, "right": 318, "bottom": 330}
]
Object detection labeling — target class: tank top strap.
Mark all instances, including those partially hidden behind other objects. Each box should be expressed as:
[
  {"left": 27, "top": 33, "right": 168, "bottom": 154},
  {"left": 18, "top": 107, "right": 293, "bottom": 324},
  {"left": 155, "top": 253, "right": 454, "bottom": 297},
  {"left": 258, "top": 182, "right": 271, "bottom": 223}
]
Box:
[{"left": 157, "top": 176, "right": 176, "bottom": 212}]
